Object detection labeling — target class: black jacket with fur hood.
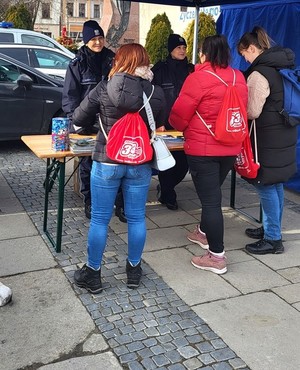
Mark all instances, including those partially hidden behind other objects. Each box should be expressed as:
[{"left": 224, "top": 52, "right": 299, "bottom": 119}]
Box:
[{"left": 72, "top": 73, "right": 166, "bottom": 163}]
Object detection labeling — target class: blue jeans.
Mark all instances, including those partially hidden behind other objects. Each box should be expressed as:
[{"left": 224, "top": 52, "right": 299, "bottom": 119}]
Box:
[
  {"left": 254, "top": 183, "right": 284, "bottom": 240},
  {"left": 87, "top": 161, "right": 152, "bottom": 270}
]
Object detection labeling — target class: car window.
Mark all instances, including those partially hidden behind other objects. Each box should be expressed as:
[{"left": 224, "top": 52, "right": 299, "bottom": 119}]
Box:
[
  {"left": 21, "top": 34, "right": 56, "bottom": 49},
  {"left": 0, "top": 59, "right": 21, "bottom": 82},
  {"left": 0, "top": 47, "right": 29, "bottom": 65},
  {"left": 0, "top": 57, "right": 39, "bottom": 84},
  {"left": 33, "top": 49, "right": 71, "bottom": 69},
  {"left": 0, "top": 32, "right": 14, "bottom": 43}
]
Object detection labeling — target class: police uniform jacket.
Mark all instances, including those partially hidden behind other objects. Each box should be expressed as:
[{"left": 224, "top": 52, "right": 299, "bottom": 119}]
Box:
[{"left": 62, "top": 45, "right": 115, "bottom": 129}]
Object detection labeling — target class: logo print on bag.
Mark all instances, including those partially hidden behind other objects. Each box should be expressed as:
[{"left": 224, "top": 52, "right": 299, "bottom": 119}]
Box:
[
  {"left": 227, "top": 108, "right": 245, "bottom": 131},
  {"left": 119, "top": 137, "right": 143, "bottom": 160}
]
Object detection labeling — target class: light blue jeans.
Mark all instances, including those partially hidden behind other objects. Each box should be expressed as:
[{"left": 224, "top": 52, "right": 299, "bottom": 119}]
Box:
[
  {"left": 86, "top": 161, "right": 152, "bottom": 271},
  {"left": 255, "top": 183, "right": 284, "bottom": 240}
]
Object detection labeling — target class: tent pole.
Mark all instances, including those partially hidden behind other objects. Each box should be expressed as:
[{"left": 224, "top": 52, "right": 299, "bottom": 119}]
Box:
[{"left": 192, "top": 5, "right": 200, "bottom": 64}]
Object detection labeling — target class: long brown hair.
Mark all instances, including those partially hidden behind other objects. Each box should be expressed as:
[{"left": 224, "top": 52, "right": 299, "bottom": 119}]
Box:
[
  {"left": 237, "top": 26, "right": 272, "bottom": 55},
  {"left": 109, "top": 43, "right": 150, "bottom": 78}
]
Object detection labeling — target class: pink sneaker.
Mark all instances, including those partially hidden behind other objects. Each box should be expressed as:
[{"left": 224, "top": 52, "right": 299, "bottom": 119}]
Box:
[
  {"left": 187, "top": 226, "right": 209, "bottom": 249},
  {"left": 191, "top": 252, "right": 227, "bottom": 274}
]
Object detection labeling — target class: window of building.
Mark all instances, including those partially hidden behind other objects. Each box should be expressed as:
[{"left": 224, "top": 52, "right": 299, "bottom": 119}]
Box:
[
  {"left": 79, "top": 3, "right": 86, "bottom": 18},
  {"left": 41, "top": 3, "right": 51, "bottom": 19},
  {"left": 94, "top": 4, "right": 100, "bottom": 19},
  {"left": 67, "top": 3, "right": 74, "bottom": 17}
]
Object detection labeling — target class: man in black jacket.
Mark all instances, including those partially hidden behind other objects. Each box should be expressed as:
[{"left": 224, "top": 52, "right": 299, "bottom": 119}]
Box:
[{"left": 152, "top": 34, "right": 193, "bottom": 210}]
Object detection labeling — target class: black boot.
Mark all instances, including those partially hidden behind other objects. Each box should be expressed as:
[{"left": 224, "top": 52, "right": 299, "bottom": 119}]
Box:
[
  {"left": 74, "top": 264, "right": 103, "bottom": 293},
  {"left": 245, "top": 226, "right": 264, "bottom": 239},
  {"left": 84, "top": 202, "right": 91, "bottom": 219},
  {"left": 245, "top": 239, "right": 284, "bottom": 255},
  {"left": 115, "top": 206, "right": 127, "bottom": 223},
  {"left": 126, "top": 260, "right": 142, "bottom": 289}
]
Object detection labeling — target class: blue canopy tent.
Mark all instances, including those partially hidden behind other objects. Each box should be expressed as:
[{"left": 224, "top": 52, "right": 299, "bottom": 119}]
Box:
[
  {"left": 216, "top": 0, "right": 300, "bottom": 192},
  {"left": 131, "top": 0, "right": 300, "bottom": 192}
]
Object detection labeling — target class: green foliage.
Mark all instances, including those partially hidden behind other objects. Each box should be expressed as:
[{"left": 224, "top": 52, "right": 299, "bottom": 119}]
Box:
[
  {"left": 183, "top": 12, "right": 216, "bottom": 63},
  {"left": 5, "top": 3, "right": 33, "bottom": 29},
  {"left": 148, "top": 12, "right": 173, "bottom": 33},
  {"left": 145, "top": 12, "right": 173, "bottom": 65}
]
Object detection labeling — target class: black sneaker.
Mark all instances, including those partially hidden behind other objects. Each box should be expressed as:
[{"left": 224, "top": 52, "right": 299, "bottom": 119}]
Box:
[
  {"left": 126, "top": 260, "right": 142, "bottom": 289},
  {"left": 85, "top": 203, "right": 91, "bottom": 219},
  {"left": 245, "top": 239, "right": 284, "bottom": 255},
  {"left": 245, "top": 226, "right": 264, "bottom": 239},
  {"left": 74, "top": 264, "right": 103, "bottom": 294}
]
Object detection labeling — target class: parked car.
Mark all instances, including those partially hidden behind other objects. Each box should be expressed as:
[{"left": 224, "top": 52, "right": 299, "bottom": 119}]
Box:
[
  {"left": 0, "top": 52, "right": 64, "bottom": 141},
  {"left": 0, "top": 44, "right": 72, "bottom": 79},
  {"left": 0, "top": 27, "right": 75, "bottom": 58}
]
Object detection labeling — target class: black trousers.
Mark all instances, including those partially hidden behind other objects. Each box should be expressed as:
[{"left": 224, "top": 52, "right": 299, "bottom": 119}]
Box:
[
  {"left": 187, "top": 155, "right": 236, "bottom": 253},
  {"left": 158, "top": 150, "right": 189, "bottom": 204},
  {"left": 79, "top": 156, "right": 92, "bottom": 205}
]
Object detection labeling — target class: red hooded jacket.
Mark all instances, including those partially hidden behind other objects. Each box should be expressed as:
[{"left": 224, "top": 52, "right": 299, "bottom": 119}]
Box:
[{"left": 169, "top": 62, "right": 248, "bottom": 156}]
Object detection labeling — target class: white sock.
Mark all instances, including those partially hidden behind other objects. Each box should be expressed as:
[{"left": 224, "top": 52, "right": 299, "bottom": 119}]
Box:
[
  {"left": 128, "top": 261, "right": 140, "bottom": 267},
  {"left": 210, "top": 250, "right": 225, "bottom": 257},
  {"left": 197, "top": 225, "right": 206, "bottom": 235}
]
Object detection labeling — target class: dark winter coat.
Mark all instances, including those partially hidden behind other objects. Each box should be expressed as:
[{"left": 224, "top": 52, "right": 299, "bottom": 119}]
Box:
[
  {"left": 244, "top": 46, "right": 297, "bottom": 185},
  {"left": 72, "top": 73, "right": 166, "bottom": 163},
  {"left": 62, "top": 45, "right": 115, "bottom": 130},
  {"left": 151, "top": 56, "right": 194, "bottom": 129}
]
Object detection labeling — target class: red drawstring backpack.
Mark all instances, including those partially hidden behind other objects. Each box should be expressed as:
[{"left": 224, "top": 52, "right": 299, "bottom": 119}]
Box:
[
  {"left": 196, "top": 69, "right": 248, "bottom": 145},
  {"left": 234, "top": 120, "right": 260, "bottom": 178},
  {"left": 99, "top": 88, "right": 154, "bottom": 165}
]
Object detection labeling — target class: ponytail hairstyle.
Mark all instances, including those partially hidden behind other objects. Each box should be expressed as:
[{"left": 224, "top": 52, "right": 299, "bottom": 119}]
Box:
[{"left": 237, "top": 26, "right": 273, "bottom": 55}]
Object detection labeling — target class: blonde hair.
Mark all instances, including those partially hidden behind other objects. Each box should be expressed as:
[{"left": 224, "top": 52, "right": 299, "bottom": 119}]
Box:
[{"left": 109, "top": 43, "right": 150, "bottom": 78}]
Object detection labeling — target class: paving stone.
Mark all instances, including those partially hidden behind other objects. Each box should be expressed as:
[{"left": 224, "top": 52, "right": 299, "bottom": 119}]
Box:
[
  {"left": 177, "top": 345, "right": 199, "bottom": 359},
  {"left": 211, "top": 348, "right": 238, "bottom": 362},
  {"left": 152, "top": 354, "right": 170, "bottom": 367},
  {"left": 168, "top": 364, "right": 186, "bottom": 370},
  {"left": 164, "top": 349, "right": 182, "bottom": 363},
  {"left": 183, "top": 357, "right": 203, "bottom": 370}
]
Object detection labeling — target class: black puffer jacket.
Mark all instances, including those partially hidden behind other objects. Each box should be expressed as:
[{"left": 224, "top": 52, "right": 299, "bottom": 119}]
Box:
[
  {"left": 244, "top": 46, "right": 297, "bottom": 185},
  {"left": 152, "top": 56, "right": 194, "bottom": 129},
  {"left": 72, "top": 73, "right": 166, "bottom": 163}
]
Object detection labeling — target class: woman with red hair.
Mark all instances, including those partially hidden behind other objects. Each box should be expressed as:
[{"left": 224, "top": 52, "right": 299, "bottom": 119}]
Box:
[{"left": 72, "top": 44, "right": 165, "bottom": 293}]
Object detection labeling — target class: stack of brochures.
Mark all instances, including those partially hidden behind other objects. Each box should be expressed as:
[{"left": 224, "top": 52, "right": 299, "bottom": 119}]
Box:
[
  {"left": 69, "top": 137, "right": 96, "bottom": 154},
  {"left": 160, "top": 135, "right": 184, "bottom": 149}
]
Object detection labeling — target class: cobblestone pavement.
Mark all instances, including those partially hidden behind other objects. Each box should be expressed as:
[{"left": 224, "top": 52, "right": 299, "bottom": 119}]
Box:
[{"left": 3, "top": 141, "right": 299, "bottom": 370}]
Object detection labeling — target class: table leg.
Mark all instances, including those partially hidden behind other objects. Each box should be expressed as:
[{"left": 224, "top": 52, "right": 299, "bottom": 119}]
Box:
[
  {"left": 229, "top": 170, "right": 262, "bottom": 223},
  {"left": 43, "top": 158, "right": 66, "bottom": 253}
]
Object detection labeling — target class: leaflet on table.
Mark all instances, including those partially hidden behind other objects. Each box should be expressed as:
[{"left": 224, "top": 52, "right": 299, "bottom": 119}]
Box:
[
  {"left": 159, "top": 135, "right": 184, "bottom": 147},
  {"left": 69, "top": 137, "right": 96, "bottom": 154}
]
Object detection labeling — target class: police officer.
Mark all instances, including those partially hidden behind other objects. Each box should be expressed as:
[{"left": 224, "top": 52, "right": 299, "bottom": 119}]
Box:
[{"left": 62, "top": 20, "right": 125, "bottom": 221}]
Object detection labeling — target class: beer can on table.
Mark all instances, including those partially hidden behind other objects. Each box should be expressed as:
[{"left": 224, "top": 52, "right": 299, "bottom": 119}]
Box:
[{"left": 51, "top": 117, "right": 70, "bottom": 151}]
